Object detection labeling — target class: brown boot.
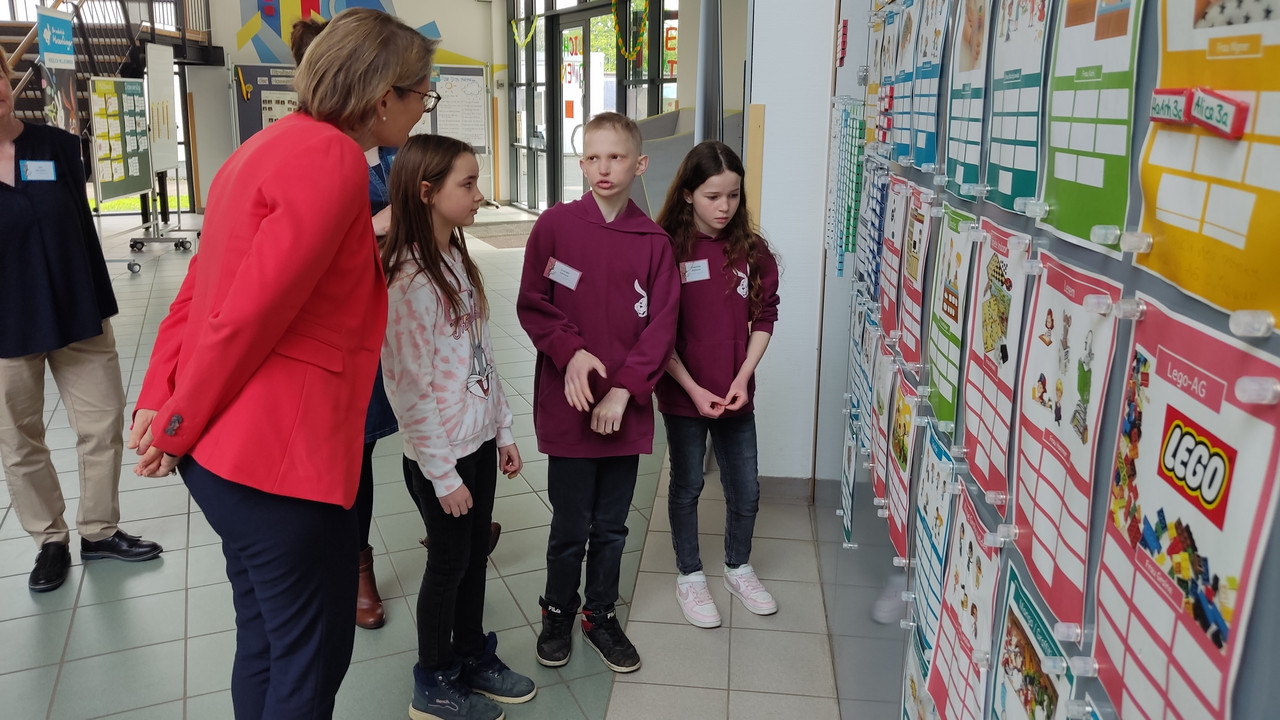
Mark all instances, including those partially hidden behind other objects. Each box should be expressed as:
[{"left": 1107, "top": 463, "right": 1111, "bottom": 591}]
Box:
[{"left": 356, "top": 545, "right": 385, "bottom": 629}]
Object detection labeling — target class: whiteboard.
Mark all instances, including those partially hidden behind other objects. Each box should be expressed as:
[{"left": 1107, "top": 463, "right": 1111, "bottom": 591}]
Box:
[
  {"left": 145, "top": 43, "right": 179, "bottom": 171},
  {"left": 413, "top": 65, "right": 490, "bottom": 155}
]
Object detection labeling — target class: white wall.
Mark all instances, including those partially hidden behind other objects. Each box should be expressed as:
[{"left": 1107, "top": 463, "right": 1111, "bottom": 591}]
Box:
[{"left": 748, "top": 0, "right": 839, "bottom": 483}]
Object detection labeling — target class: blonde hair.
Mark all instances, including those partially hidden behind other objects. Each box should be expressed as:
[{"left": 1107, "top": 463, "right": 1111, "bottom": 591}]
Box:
[
  {"left": 584, "top": 111, "right": 643, "bottom": 155},
  {"left": 294, "top": 8, "right": 437, "bottom": 133}
]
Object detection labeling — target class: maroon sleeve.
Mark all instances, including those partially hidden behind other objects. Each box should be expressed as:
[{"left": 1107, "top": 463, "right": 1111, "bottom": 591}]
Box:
[
  {"left": 752, "top": 242, "right": 781, "bottom": 335},
  {"left": 516, "top": 213, "right": 587, "bottom": 369},
  {"left": 611, "top": 238, "right": 680, "bottom": 405}
]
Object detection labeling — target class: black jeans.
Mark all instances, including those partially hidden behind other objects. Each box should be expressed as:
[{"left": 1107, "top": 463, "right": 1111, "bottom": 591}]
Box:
[
  {"left": 543, "top": 455, "right": 639, "bottom": 614},
  {"left": 180, "top": 456, "right": 356, "bottom": 720},
  {"left": 408, "top": 439, "right": 497, "bottom": 670}
]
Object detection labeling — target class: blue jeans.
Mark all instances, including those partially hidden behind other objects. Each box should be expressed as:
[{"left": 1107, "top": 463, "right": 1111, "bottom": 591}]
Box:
[{"left": 662, "top": 412, "right": 760, "bottom": 575}]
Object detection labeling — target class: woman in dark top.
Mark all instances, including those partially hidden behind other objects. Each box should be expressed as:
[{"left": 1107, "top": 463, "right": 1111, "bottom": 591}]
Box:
[{"left": 0, "top": 47, "right": 162, "bottom": 594}]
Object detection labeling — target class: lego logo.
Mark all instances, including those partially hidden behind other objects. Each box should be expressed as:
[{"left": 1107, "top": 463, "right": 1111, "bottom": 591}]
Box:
[{"left": 1159, "top": 416, "right": 1232, "bottom": 519}]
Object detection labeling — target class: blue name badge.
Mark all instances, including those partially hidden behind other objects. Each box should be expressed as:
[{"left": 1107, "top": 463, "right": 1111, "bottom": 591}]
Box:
[{"left": 20, "top": 160, "right": 57, "bottom": 182}]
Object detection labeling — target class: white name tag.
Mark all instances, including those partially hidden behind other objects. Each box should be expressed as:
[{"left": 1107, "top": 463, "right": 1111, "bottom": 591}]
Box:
[
  {"left": 20, "top": 160, "right": 57, "bottom": 182},
  {"left": 544, "top": 257, "right": 582, "bottom": 290},
  {"left": 679, "top": 259, "right": 711, "bottom": 283}
]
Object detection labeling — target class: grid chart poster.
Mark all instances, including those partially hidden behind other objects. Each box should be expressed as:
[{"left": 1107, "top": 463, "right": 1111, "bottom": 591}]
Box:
[
  {"left": 900, "top": 183, "right": 935, "bottom": 367},
  {"left": 912, "top": 0, "right": 953, "bottom": 167},
  {"left": 910, "top": 423, "right": 957, "bottom": 675},
  {"left": 946, "top": 0, "right": 996, "bottom": 198},
  {"left": 1039, "top": 0, "right": 1145, "bottom": 250},
  {"left": 877, "top": 11, "right": 902, "bottom": 160},
  {"left": 869, "top": 18, "right": 886, "bottom": 143},
  {"left": 888, "top": 375, "right": 922, "bottom": 557},
  {"left": 983, "top": 0, "right": 1052, "bottom": 212},
  {"left": 858, "top": 170, "right": 889, "bottom": 296},
  {"left": 926, "top": 203, "right": 978, "bottom": 425},
  {"left": 992, "top": 566, "right": 1076, "bottom": 720},
  {"left": 873, "top": 341, "right": 900, "bottom": 502},
  {"left": 90, "top": 78, "right": 152, "bottom": 201},
  {"left": 882, "top": 175, "right": 912, "bottom": 338},
  {"left": 962, "top": 219, "right": 1032, "bottom": 504},
  {"left": 927, "top": 489, "right": 1001, "bottom": 720},
  {"left": 1135, "top": 0, "right": 1280, "bottom": 316},
  {"left": 1095, "top": 296, "right": 1280, "bottom": 720},
  {"left": 903, "top": 641, "right": 932, "bottom": 720},
  {"left": 1013, "top": 251, "right": 1122, "bottom": 625},
  {"left": 232, "top": 65, "right": 297, "bottom": 146},
  {"left": 891, "top": 0, "right": 921, "bottom": 163},
  {"left": 853, "top": 302, "right": 883, "bottom": 451}
]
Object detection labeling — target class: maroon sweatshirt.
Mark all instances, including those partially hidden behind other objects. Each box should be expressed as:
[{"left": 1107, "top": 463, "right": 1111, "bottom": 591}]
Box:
[
  {"left": 655, "top": 232, "right": 781, "bottom": 419},
  {"left": 517, "top": 192, "right": 680, "bottom": 457}
]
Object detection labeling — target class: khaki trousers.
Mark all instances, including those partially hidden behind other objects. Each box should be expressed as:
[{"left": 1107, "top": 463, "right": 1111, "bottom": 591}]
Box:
[{"left": 0, "top": 320, "right": 125, "bottom": 546}]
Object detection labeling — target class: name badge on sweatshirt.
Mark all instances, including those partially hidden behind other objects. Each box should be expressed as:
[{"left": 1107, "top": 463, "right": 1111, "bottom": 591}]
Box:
[
  {"left": 19, "top": 161, "right": 57, "bottom": 182},
  {"left": 679, "top": 259, "right": 711, "bottom": 284},
  {"left": 544, "top": 257, "right": 582, "bottom": 290}
]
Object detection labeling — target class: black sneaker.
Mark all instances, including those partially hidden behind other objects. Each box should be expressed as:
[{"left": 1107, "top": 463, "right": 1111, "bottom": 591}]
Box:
[
  {"left": 582, "top": 608, "right": 641, "bottom": 673},
  {"left": 29, "top": 541, "right": 71, "bottom": 593},
  {"left": 535, "top": 598, "right": 574, "bottom": 667},
  {"left": 410, "top": 662, "right": 503, "bottom": 720},
  {"left": 461, "top": 631, "right": 536, "bottom": 703}
]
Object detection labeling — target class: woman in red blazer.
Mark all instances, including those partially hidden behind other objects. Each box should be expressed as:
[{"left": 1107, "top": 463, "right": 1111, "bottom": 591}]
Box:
[{"left": 129, "top": 9, "right": 437, "bottom": 718}]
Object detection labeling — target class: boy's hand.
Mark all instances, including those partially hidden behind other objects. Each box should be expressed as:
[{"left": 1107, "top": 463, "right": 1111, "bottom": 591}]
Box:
[
  {"left": 438, "top": 484, "right": 473, "bottom": 517},
  {"left": 690, "top": 386, "right": 727, "bottom": 419},
  {"left": 591, "top": 387, "right": 631, "bottom": 435},
  {"left": 498, "top": 443, "right": 523, "bottom": 478},
  {"left": 724, "top": 376, "right": 750, "bottom": 411},
  {"left": 565, "top": 349, "right": 607, "bottom": 412},
  {"left": 128, "top": 408, "right": 157, "bottom": 455}
]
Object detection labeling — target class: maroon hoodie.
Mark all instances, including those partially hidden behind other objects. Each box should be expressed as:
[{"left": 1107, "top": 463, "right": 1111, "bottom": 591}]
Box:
[
  {"left": 517, "top": 192, "right": 680, "bottom": 457},
  {"left": 655, "top": 232, "right": 780, "bottom": 419}
]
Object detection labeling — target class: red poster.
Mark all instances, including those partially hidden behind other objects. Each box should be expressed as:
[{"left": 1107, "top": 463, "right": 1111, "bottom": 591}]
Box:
[
  {"left": 880, "top": 174, "right": 910, "bottom": 337},
  {"left": 898, "top": 182, "right": 934, "bottom": 366}
]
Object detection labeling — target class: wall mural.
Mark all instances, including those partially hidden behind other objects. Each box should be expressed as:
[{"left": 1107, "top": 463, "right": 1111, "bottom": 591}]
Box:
[{"left": 236, "top": 0, "right": 441, "bottom": 64}]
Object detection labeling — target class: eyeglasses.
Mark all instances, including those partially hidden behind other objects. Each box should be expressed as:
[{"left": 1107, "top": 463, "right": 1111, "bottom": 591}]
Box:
[{"left": 397, "top": 87, "right": 441, "bottom": 113}]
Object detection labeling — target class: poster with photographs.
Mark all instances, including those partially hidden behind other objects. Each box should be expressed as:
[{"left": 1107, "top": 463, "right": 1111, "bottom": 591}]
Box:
[
  {"left": 945, "top": 0, "right": 996, "bottom": 198},
  {"left": 883, "top": 175, "right": 912, "bottom": 338},
  {"left": 983, "top": 0, "right": 1052, "bottom": 211},
  {"left": 1094, "top": 295, "right": 1280, "bottom": 720},
  {"left": 903, "top": 642, "right": 937, "bottom": 720},
  {"left": 911, "top": 423, "right": 958, "bottom": 674},
  {"left": 992, "top": 566, "right": 1076, "bottom": 720},
  {"left": 873, "top": 338, "right": 901, "bottom": 503},
  {"left": 888, "top": 374, "right": 922, "bottom": 557},
  {"left": 892, "top": 0, "right": 921, "bottom": 163},
  {"left": 927, "top": 203, "right": 979, "bottom": 425},
  {"left": 1013, "top": 251, "right": 1123, "bottom": 625},
  {"left": 900, "top": 183, "right": 935, "bottom": 367},
  {"left": 912, "top": 0, "right": 953, "bottom": 168},
  {"left": 927, "top": 489, "right": 1002, "bottom": 720}
]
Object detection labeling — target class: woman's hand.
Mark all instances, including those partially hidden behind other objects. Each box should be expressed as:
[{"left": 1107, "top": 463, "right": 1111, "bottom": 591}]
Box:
[
  {"left": 565, "top": 349, "right": 607, "bottom": 412},
  {"left": 135, "top": 447, "right": 180, "bottom": 477},
  {"left": 438, "top": 484, "right": 473, "bottom": 517},
  {"left": 127, "top": 409, "right": 157, "bottom": 455},
  {"left": 499, "top": 443, "right": 523, "bottom": 478}
]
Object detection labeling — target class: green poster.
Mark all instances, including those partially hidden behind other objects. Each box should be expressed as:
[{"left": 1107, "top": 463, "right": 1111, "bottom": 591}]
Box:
[
  {"left": 90, "top": 77, "right": 152, "bottom": 202},
  {"left": 982, "top": 0, "right": 1051, "bottom": 212},
  {"left": 944, "top": 0, "right": 995, "bottom": 199},
  {"left": 926, "top": 203, "right": 978, "bottom": 424}
]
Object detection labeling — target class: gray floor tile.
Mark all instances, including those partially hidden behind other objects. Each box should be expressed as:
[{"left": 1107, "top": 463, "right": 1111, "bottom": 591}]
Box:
[
  {"left": 502, "top": 567, "right": 549, "bottom": 625},
  {"left": 825, "top": 583, "right": 905, "bottom": 640},
  {"left": 185, "top": 691, "right": 234, "bottom": 720},
  {"left": 333, "top": 651, "right": 417, "bottom": 719},
  {"left": 623, "top": 509, "right": 649, "bottom": 553},
  {"left": 489, "top": 524, "right": 551, "bottom": 577},
  {"left": 520, "top": 459, "right": 548, "bottom": 492},
  {"left": 617, "top": 551, "right": 641, "bottom": 605},
  {"left": 66, "top": 589, "right": 186, "bottom": 660},
  {"left": 187, "top": 582, "right": 235, "bottom": 637},
  {"left": 493, "top": 492, "right": 553, "bottom": 532},
  {"left": 818, "top": 540, "right": 899, "bottom": 588},
  {"left": 746, "top": 537, "right": 822, "bottom": 583},
  {"left": 497, "top": 474, "right": 535, "bottom": 498},
  {"left": 568, "top": 673, "right": 615, "bottom": 720},
  {"left": 506, "top": 681, "right": 588, "bottom": 720},
  {"left": 627, "top": 570, "right": 730, "bottom": 627},
  {"left": 51, "top": 640, "right": 185, "bottom": 719},
  {"left": 99, "top": 700, "right": 184, "bottom": 718},
  {"left": 77, "top": 550, "right": 187, "bottom": 605},
  {"left": 729, "top": 690, "right": 841, "bottom": 720},
  {"left": 186, "top": 542, "right": 230, "bottom": 588},
  {"left": 728, "top": 578, "right": 828, "bottom": 634},
  {"left": 753, "top": 501, "right": 816, "bottom": 541},
  {"left": 637, "top": 531, "right": 725, "bottom": 576},
  {"left": 831, "top": 636, "right": 905, "bottom": 702},
  {"left": 840, "top": 698, "right": 898, "bottom": 719},
  {"left": 485, "top": 576, "right": 531, "bottom": 632},
  {"left": 116, "top": 484, "right": 190, "bottom": 523},
  {"left": 613, "top": 620, "right": 729, "bottom": 689},
  {"left": 185, "top": 630, "right": 236, "bottom": 697},
  {"left": 0, "top": 664, "right": 58, "bottom": 719},
  {"left": 121, "top": 513, "right": 189, "bottom": 554},
  {"left": 351, "top": 596, "right": 417, "bottom": 662},
  {"left": 606, "top": 683, "right": 727, "bottom": 720},
  {"left": 187, "top": 511, "right": 220, "bottom": 547},
  {"left": 0, "top": 564, "right": 83, "bottom": 622},
  {"left": 372, "top": 476, "right": 418, "bottom": 516},
  {"left": 729, "top": 628, "right": 836, "bottom": 697},
  {"left": 376, "top": 508, "right": 430, "bottom": 553}
]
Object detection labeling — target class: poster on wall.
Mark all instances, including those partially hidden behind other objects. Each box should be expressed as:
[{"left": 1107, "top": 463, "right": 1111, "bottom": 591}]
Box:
[
  {"left": 926, "top": 203, "right": 978, "bottom": 425},
  {"left": 910, "top": 424, "right": 957, "bottom": 675},
  {"left": 912, "top": 0, "right": 953, "bottom": 168},
  {"left": 992, "top": 566, "right": 1076, "bottom": 720},
  {"left": 869, "top": 17, "right": 886, "bottom": 143},
  {"left": 1094, "top": 295, "right": 1280, "bottom": 720},
  {"left": 962, "top": 219, "right": 1032, "bottom": 506},
  {"left": 945, "top": 0, "right": 995, "bottom": 199},
  {"left": 36, "top": 6, "right": 78, "bottom": 137},
  {"left": 853, "top": 302, "right": 883, "bottom": 452},
  {"left": 903, "top": 642, "right": 934, "bottom": 720},
  {"left": 858, "top": 168, "right": 889, "bottom": 297},
  {"left": 888, "top": 375, "right": 921, "bottom": 557},
  {"left": 232, "top": 64, "right": 298, "bottom": 146},
  {"left": 892, "top": 0, "right": 921, "bottom": 163},
  {"left": 983, "top": 0, "right": 1052, "bottom": 212},
  {"left": 1135, "top": 0, "right": 1280, "bottom": 316},
  {"left": 873, "top": 340, "right": 900, "bottom": 503},
  {"left": 1039, "top": 0, "right": 1146, "bottom": 251},
  {"left": 424, "top": 66, "right": 490, "bottom": 154},
  {"left": 842, "top": 410, "right": 860, "bottom": 545},
  {"left": 90, "top": 78, "right": 152, "bottom": 201},
  {"left": 882, "top": 175, "right": 912, "bottom": 338},
  {"left": 927, "top": 489, "right": 1002, "bottom": 720},
  {"left": 1013, "top": 251, "right": 1123, "bottom": 625},
  {"left": 877, "top": 10, "right": 902, "bottom": 160},
  {"left": 899, "top": 183, "right": 934, "bottom": 367}
]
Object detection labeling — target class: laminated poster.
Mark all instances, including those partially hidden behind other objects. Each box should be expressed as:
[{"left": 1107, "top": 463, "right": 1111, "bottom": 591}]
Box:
[
  {"left": 926, "top": 203, "right": 978, "bottom": 425},
  {"left": 1013, "top": 251, "right": 1122, "bottom": 625},
  {"left": 1136, "top": 0, "right": 1280, "bottom": 315},
  {"left": 888, "top": 374, "right": 922, "bottom": 558},
  {"left": 842, "top": 410, "right": 859, "bottom": 545},
  {"left": 1094, "top": 295, "right": 1280, "bottom": 720},
  {"left": 946, "top": 0, "right": 995, "bottom": 198},
  {"left": 877, "top": 11, "right": 902, "bottom": 161},
  {"left": 859, "top": 168, "right": 889, "bottom": 298},
  {"left": 892, "top": 0, "right": 921, "bottom": 163},
  {"left": 983, "top": 0, "right": 1052, "bottom": 212},
  {"left": 927, "top": 488, "right": 1002, "bottom": 720},
  {"left": 912, "top": 0, "right": 953, "bottom": 168},
  {"left": 899, "top": 182, "right": 936, "bottom": 366},
  {"left": 903, "top": 645, "right": 935, "bottom": 720},
  {"left": 962, "top": 219, "right": 1032, "bottom": 506},
  {"left": 1040, "top": 0, "right": 1146, "bottom": 250},
  {"left": 853, "top": 299, "right": 884, "bottom": 452},
  {"left": 873, "top": 339, "right": 900, "bottom": 503},
  {"left": 992, "top": 566, "right": 1076, "bottom": 720},
  {"left": 869, "top": 18, "right": 886, "bottom": 143},
  {"left": 882, "top": 174, "right": 912, "bottom": 338},
  {"left": 910, "top": 423, "right": 958, "bottom": 675}
]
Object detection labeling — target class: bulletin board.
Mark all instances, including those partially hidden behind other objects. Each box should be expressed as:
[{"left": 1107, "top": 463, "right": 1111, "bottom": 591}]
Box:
[
  {"left": 420, "top": 64, "right": 491, "bottom": 155},
  {"left": 90, "top": 77, "right": 153, "bottom": 202},
  {"left": 231, "top": 63, "right": 298, "bottom": 146}
]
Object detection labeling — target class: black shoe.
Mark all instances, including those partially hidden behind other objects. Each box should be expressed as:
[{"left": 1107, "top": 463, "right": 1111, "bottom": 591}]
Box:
[
  {"left": 410, "top": 662, "right": 503, "bottom": 720},
  {"left": 80, "top": 530, "right": 163, "bottom": 562},
  {"left": 29, "top": 541, "right": 71, "bottom": 593},
  {"left": 582, "top": 608, "right": 640, "bottom": 673},
  {"left": 535, "top": 598, "right": 574, "bottom": 667}
]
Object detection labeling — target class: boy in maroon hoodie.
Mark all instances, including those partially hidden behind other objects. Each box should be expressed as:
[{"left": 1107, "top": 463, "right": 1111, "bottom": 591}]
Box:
[{"left": 517, "top": 112, "right": 679, "bottom": 673}]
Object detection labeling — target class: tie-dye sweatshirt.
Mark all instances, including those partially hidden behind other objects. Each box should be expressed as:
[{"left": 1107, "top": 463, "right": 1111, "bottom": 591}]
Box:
[{"left": 382, "top": 247, "right": 515, "bottom": 497}]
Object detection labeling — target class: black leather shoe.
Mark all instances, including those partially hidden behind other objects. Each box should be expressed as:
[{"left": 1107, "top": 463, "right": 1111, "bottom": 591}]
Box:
[
  {"left": 80, "top": 530, "right": 163, "bottom": 562},
  {"left": 29, "top": 542, "right": 71, "bottom": 593}
]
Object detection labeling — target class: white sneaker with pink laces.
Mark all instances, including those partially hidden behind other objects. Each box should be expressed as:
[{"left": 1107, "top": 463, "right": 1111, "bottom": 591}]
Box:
[
  {"left": 723, "top": 564, "right": 777, "bottom": 615},
  {"left": 676, "top": 571, "right": 722, "bottom": 628}
]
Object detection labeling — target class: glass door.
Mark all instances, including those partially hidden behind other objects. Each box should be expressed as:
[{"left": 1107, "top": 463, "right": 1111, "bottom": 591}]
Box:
[{"left": 560, "top": 22, "right": 587, "bottom": 201}]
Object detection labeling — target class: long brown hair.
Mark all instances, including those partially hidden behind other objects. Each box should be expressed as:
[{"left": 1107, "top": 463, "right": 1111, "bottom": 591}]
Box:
[
  {"left": 382, "top": 134, "right": 488, "bottom": 326},
  {"left": 656, "top": 140, "right": 776, "bottom": 319}
]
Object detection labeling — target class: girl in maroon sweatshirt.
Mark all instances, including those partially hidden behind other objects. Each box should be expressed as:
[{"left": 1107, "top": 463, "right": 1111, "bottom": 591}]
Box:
[{"left": 654, "top": 141, "right": 781, "bottom": 629}]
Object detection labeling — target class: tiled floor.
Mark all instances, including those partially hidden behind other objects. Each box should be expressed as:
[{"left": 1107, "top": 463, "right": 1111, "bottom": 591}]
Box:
[{"left": 0, "top": 210, "right": 901, "bottom": 719}]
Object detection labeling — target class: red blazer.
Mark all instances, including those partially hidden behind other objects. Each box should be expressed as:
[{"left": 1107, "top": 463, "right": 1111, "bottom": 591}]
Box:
[{"left": 137, "top": 113, "right": 387, "bottom": 508}]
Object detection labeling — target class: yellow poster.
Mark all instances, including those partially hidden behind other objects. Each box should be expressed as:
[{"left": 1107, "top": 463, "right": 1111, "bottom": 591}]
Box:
[{"left": 1137, "top": 0, "right": 1280, "bottom": 315}]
